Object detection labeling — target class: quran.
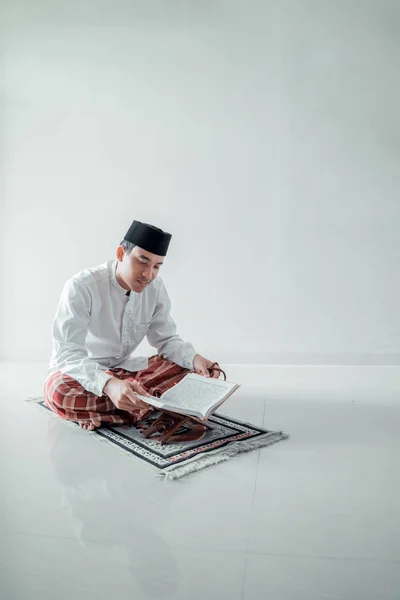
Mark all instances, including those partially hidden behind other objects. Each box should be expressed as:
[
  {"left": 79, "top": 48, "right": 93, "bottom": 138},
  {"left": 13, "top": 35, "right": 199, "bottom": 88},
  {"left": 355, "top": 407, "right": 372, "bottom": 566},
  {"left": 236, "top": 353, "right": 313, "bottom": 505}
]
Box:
[{"left": 136, "top": 373, "right": 240, "bottom": 421}]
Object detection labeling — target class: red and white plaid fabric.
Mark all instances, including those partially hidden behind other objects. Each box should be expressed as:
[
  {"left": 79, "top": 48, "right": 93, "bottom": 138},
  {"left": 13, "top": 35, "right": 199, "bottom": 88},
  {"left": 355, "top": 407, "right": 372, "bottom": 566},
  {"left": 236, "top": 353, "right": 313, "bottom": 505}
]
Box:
[{"left": 44, "top": 355, "right": 190, "bottom": 426}]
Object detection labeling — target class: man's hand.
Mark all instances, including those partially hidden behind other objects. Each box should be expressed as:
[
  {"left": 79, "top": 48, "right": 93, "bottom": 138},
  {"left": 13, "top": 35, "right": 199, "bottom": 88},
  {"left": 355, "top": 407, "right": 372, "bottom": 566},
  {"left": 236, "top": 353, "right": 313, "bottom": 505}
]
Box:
[
  {"left": 193, "top": 354, "right": 220, "bottom": 378},
  {"left": 103, "top": 377, "right": 152, "bottom": 419}
]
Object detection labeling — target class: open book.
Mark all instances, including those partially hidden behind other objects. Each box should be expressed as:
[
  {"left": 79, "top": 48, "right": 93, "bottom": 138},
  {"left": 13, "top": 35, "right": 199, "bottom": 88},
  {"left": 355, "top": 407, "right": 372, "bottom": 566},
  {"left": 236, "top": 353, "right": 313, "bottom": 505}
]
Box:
[{"left": 136, "top": 373, "right": 240, "bottom": 421}]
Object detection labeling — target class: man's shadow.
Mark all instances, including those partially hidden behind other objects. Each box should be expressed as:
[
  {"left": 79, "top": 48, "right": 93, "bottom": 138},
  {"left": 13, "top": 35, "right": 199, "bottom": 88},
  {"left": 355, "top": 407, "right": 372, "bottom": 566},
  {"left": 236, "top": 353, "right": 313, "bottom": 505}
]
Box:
[{"left": 46, "top": 417, "right": 182, "bottom": 599}]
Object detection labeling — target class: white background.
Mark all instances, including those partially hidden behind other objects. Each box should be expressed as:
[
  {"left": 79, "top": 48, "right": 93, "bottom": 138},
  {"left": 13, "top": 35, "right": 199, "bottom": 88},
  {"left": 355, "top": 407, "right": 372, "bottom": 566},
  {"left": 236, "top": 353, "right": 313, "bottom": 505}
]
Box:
[{"left": 1, "top": 0, "right": 399, "bottom": 365}]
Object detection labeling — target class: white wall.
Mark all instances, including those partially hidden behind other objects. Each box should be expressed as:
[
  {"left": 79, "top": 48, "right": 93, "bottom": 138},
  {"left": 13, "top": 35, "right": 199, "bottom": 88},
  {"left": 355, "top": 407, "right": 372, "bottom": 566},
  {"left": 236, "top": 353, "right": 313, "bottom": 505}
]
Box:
[{"left": 1, "top": 0, "right": 399, "bottom": 365}]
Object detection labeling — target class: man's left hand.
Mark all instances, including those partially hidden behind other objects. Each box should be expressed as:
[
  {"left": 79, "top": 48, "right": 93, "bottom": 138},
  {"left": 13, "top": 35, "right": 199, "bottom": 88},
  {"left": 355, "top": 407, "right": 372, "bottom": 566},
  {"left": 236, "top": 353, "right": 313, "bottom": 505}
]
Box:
[{"left": 193, "top": 354, "right": 220, "bottom": 378}]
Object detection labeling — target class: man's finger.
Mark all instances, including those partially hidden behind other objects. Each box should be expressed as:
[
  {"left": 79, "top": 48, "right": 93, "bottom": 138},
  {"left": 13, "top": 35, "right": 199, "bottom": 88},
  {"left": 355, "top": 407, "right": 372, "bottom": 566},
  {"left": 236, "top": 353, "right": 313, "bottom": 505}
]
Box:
[
  {"left": 126, "top": 385, "right": 148, "bottom": 404},
  {"left": 127, "top": 381, "right": 150, "bottom": 397},
  {"left": 124, "top": 388, "right": 148, "bottom": 409},
  {"left": 137, "top": 407, "right": 152, "bottom": 420},
  {"left": 122, "top": 402, "right": 150, "bottom": 417},
  {"left": 122, "top": 404, "right": 151, "bottom": 419}
]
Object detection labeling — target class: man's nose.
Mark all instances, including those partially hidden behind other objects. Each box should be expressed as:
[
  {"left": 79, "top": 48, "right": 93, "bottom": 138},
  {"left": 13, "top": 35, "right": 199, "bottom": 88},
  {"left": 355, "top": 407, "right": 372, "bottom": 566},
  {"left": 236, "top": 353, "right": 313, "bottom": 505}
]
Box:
[{"left": 142, "top": 267, "right": 151, "bottom": 279}]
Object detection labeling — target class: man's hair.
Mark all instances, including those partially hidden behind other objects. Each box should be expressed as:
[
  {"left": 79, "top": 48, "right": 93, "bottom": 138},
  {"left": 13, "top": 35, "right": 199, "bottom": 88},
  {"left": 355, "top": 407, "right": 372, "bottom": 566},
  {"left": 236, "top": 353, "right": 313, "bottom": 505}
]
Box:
[{"left": 119, "top": 240, "right": 136, "bottom": 254}]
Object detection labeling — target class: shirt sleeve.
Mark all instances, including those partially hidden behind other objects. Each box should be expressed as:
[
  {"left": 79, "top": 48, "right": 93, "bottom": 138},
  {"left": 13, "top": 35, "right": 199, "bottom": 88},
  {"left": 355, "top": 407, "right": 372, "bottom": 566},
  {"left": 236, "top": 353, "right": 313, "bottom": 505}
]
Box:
[
  {"left": 146, "top": 279, "right": 197, "bottom": 369},
  {"left": 51, "top": 278, "right": 113, "bottom": 396}
]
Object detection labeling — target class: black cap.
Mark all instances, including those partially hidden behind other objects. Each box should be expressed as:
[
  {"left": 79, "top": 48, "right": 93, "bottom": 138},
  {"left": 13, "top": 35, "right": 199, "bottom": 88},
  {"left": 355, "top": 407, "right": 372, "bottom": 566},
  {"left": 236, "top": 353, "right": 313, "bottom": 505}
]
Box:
[{"left": 123, "top": 220, "right": 172, "bottom": 256}]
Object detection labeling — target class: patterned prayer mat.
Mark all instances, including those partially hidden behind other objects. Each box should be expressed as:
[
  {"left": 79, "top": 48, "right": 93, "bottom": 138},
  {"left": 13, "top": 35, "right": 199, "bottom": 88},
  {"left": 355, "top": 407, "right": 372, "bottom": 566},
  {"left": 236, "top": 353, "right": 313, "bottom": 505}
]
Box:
[{"left": 33, "top": 399, "right": 289, "bottom": 480}]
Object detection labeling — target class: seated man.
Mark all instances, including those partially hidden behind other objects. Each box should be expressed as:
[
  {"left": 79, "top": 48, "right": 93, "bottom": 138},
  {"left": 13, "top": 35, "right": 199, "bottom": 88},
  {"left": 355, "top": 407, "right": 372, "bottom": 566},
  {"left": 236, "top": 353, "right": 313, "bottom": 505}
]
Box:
[{"left": 44, "top": 219, "right": 218, "bottom": 430}]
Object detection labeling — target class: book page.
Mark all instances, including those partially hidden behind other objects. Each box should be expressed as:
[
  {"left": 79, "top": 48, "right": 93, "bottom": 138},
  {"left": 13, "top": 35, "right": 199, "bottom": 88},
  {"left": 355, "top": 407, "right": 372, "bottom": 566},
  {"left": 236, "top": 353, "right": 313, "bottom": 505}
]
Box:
[{"left": 135, "top": 395, "right": 164, "bottom": 409}]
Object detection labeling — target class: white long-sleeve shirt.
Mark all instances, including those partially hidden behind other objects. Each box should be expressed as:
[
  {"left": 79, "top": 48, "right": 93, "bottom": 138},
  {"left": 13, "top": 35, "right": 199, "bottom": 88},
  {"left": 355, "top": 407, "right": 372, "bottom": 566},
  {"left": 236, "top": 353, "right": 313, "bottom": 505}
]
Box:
[{"left": 46, "top": 260, "right": 197, "bottom": 396}]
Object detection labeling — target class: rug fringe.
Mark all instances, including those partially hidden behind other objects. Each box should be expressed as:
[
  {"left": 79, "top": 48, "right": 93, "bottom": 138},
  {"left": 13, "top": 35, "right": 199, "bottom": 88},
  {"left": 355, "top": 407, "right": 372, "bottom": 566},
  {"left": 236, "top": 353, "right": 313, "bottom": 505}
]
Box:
[
  {"left": 161, "top": 431, "right": 289, "bottom": 480},
  {"left": 161, "top": 453, "right": 231, "bottom": 480}
]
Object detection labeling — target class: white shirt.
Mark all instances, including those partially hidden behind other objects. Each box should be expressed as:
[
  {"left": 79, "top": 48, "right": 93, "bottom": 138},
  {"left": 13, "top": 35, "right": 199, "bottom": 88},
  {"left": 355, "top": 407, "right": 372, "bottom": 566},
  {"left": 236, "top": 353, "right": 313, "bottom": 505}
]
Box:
[{"left": 47, "top": 260, "right": 197, "bottom": 396}]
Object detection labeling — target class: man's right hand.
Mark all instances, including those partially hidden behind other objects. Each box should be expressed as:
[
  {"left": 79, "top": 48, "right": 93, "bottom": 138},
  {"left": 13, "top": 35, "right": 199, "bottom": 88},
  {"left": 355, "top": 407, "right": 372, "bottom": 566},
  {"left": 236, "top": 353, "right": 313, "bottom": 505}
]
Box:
[{"left": 103, "top": 377, "right": 152, "bottom": 419}]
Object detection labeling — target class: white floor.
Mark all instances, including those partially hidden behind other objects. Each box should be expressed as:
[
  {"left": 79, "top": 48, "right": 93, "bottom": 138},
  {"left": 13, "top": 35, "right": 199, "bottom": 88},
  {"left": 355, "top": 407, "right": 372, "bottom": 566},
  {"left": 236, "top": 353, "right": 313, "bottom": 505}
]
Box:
[{"left": 0, "top": 362, "right": 399, "bottom": 600}]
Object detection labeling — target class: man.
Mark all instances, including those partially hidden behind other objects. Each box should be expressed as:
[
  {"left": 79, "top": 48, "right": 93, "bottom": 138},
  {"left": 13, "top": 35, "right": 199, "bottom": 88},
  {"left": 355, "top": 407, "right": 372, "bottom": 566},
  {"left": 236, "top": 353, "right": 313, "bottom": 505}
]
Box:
[{"left": 44, "top": 220, "right": 219, "bottom": 430}]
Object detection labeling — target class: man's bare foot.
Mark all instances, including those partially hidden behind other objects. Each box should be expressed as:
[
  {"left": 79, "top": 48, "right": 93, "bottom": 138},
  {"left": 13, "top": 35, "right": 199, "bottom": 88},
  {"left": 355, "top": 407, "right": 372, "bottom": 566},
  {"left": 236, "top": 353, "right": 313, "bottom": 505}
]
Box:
[{"left": 79, "top": 418, "right": 101, "bottom": 431}]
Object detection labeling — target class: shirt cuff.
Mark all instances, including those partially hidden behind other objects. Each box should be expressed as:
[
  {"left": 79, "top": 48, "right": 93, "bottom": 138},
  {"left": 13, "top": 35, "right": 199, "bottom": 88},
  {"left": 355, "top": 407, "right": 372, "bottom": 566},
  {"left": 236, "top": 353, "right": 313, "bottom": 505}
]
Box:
[
  {"left": 87, "top": 371, "right": 113, "bottom": 397},
  {"left": 182, "top": 346, "right": 197, "bottom": 370}
]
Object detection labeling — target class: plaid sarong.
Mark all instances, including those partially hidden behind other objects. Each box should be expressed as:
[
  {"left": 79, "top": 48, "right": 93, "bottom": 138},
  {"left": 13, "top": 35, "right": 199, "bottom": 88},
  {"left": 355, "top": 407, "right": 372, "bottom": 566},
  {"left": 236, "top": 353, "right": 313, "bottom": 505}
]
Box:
[{"left": 44, "top": 355, "right": 190, "bottom": 426}]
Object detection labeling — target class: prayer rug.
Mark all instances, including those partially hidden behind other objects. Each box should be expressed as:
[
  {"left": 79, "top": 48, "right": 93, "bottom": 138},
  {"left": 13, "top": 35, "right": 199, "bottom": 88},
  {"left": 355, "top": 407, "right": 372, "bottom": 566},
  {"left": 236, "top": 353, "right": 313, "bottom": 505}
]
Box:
[{"left": 30, "top": 399, "right": 289, "bottom": 480}]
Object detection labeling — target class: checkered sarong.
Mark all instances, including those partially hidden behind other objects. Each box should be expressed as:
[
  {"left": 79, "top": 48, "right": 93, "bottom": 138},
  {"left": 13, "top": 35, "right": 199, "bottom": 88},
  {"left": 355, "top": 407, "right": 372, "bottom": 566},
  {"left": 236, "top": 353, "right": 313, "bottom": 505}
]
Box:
[{"left": 44, "top": 355, "right": 190, "bottom": 426}]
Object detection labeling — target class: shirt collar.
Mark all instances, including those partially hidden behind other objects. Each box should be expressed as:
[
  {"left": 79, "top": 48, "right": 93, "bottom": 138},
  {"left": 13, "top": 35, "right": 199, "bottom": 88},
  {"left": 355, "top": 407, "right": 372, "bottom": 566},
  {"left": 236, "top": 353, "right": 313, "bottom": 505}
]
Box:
[{"left": 110, "top": 261, "right": 131, "bottom": 297}]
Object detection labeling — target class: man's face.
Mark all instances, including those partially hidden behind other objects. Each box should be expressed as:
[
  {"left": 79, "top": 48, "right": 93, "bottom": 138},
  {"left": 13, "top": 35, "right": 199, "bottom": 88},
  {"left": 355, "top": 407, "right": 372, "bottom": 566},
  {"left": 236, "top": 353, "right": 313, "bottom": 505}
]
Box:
[{"left": 116, "top": 245, "right": 164, "bottom": 293}]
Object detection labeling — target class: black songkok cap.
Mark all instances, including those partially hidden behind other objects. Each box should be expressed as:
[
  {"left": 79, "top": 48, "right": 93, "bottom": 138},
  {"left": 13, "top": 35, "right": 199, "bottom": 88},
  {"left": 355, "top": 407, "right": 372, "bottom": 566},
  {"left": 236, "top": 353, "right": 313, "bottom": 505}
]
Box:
[{"left": 123, "top": 220, "right": 172, "bottom": 256}]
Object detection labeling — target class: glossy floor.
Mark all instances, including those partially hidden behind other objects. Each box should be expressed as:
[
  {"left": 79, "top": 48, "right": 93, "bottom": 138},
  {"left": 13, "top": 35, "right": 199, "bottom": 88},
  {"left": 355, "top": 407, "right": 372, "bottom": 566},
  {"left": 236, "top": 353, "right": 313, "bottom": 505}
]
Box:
[{"left": 0, "top": 363, "right": 399, "bottom": 600}]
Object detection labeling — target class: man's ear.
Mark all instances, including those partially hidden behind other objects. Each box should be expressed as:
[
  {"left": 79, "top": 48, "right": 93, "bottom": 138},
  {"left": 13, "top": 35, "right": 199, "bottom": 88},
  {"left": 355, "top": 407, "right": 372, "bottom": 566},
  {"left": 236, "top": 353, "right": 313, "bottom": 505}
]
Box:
[{"left": 116, "top": 246, "right": 125, "bottom": 262}]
